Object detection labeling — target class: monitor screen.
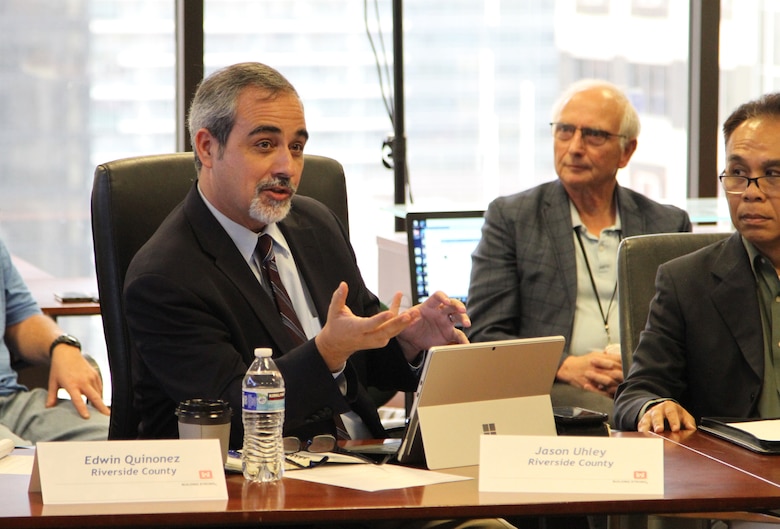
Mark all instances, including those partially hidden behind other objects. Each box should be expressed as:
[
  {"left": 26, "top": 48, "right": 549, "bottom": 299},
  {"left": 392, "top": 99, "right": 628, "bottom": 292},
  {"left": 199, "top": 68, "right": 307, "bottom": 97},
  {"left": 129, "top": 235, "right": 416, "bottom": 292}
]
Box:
[{"left": 406, "top": 211, "right": 485, "bottom": 305}]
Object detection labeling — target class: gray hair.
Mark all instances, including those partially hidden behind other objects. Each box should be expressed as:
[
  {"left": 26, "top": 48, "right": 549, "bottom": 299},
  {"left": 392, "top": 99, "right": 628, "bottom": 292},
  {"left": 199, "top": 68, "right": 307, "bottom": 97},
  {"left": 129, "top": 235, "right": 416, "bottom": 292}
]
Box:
[
  {"left": 188, "top": 62, "right": 300, "bottom": 170},
  {"left": 551, "top": 79, "right": 640, "bottom": 148}
]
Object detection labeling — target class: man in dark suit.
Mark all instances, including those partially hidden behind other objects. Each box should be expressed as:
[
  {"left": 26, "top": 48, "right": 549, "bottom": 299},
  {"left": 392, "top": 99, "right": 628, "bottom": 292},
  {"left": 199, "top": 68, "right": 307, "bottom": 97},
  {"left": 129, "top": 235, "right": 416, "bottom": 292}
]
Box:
[
  {"left": 467, "top": 80, "right": 691, "bottom": 423},
  {"left": 614, "top": 93, "right": 780, "bottom": 432},
  {"left": 123, "top": 62, "right": 470, "bottom": 448}
]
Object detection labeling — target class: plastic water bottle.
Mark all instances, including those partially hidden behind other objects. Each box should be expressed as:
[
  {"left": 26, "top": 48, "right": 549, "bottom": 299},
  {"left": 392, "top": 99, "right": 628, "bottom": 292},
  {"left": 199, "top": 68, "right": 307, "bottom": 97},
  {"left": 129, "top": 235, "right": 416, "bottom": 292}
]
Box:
[{"left": 242, "top": 347, "right": 285, "bottom": 482}]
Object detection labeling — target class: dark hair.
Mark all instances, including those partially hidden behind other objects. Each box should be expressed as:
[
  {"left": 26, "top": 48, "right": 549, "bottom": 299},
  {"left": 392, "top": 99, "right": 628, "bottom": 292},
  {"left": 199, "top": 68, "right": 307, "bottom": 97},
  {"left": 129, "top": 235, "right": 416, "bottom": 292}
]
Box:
[
  {"left": 723, "top": 92, "right": 780, "bottom": 146},
  {"left": 187, "top": 62, "right": 300, "bottom": 170}
]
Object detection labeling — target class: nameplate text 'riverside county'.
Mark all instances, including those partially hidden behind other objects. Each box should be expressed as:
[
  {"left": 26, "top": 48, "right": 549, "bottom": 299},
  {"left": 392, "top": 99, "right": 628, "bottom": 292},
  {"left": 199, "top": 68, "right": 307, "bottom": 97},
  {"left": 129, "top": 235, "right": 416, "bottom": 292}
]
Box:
[
  {"left": 29, "top": 439, "right": 227, "bottom": 504},
  {"left": 479, "top": 435, "right": 663, "bottom": 495}
]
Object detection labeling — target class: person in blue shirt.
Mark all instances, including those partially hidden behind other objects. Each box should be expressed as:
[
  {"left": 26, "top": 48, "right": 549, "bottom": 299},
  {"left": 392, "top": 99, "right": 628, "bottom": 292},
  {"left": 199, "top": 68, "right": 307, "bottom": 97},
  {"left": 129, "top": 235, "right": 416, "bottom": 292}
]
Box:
[{"left": 0, "top": 238, "right": 109, "bottom": 444}]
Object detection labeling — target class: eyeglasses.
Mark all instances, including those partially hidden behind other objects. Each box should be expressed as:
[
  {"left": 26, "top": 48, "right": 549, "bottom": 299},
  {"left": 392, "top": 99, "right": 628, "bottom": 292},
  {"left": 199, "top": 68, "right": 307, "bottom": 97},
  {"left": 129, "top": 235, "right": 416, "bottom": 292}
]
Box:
[
  {"left": 719, "top": 172, "right": 780, "bottom": 197},
  {"left": 283, "top": 434, "right": 333, "bottom": 468},
  {"left": 550, "top": 122, "right": 627, "bottom": 147},
  {"left": 283, "top": 434, "right": 388, "bottom": 468}
]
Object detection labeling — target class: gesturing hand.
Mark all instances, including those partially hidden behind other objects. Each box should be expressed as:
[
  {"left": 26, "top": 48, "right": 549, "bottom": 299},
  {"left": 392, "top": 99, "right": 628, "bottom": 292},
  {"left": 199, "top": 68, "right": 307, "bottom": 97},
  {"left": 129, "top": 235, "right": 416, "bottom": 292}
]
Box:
[
  {"left": 396, "top": 291, "right": 470, "bottom": 362},
  {"left": 314, "top": 282, "right": 422, "bottom": 371}
]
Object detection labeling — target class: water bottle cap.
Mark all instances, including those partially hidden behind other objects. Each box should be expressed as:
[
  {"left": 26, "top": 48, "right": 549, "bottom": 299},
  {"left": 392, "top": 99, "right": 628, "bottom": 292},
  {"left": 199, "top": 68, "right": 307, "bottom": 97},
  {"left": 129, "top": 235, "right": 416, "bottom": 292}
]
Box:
[{"left": 254, "top": 347, "right": 273, "bottom": 358}]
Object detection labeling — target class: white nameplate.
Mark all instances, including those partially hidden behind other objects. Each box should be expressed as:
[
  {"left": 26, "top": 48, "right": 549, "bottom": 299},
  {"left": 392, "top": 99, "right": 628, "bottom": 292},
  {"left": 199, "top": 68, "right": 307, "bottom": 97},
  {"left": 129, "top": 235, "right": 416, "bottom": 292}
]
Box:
[
  {"left": 29, "top": 439, "right": 228, "bottom": 504},
  {"left": 479, "top": 435, "right": 663, "bottom": 495}
]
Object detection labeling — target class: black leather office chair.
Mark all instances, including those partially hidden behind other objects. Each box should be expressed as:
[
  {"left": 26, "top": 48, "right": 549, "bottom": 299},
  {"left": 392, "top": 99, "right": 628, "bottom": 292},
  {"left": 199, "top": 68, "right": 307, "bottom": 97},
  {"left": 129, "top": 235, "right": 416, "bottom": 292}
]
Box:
[
  {"left": 616, "top": 231, "right": 731, "bottom": 376},
  {"left": 91, "top": 152, "right": 348, "bottom": 440}
]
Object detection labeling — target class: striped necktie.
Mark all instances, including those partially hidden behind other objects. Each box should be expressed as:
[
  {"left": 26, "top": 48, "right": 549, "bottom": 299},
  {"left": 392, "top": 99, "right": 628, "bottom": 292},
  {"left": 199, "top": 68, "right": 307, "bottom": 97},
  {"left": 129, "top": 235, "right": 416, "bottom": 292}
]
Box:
[{"left": 256, "top": 234, "right": 307, "bottom": 346}]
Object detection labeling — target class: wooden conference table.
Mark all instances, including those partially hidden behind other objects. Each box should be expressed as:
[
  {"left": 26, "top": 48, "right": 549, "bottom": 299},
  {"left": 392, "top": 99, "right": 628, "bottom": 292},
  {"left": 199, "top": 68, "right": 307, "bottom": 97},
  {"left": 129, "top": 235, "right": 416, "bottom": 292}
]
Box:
[{"left": 1, "top": 430, "right": 780, "bottom": 528}]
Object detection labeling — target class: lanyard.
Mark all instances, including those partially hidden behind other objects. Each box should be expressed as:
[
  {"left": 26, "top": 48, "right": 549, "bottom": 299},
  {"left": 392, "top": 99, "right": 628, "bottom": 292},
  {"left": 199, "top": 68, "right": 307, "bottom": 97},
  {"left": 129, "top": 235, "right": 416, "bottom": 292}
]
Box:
[{"left": 574, "top": 226, "right": 620, "bottom": 344}]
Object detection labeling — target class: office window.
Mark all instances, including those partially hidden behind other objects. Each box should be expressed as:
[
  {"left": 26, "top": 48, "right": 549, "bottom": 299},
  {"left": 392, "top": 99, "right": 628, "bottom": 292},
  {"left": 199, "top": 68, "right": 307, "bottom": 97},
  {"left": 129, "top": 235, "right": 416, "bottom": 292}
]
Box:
[
  {"left": 0, "top": 0, "right": 693, "bottom": 293},
  {"left": 0, "top": 0, "right": 176, "bottom": 276},
  {"left": 0, "top": 1, "right": 176, "bottom": 401},
  {"left": 718, "top": 0, "right": 780, "bottom": 181},
  {"left": 631, "top": 0, "right": 669, "bottom": 18},
  {"left": 576, "top": 0, "right": 610, "bottom": 15},
  {"left": 203, "top": 0, "right": 690, "bottom": 290}
]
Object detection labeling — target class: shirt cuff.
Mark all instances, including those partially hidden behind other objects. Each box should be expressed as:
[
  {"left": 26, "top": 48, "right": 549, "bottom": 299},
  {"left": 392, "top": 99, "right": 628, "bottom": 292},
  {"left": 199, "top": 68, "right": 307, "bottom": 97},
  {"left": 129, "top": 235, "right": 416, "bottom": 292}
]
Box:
[
  {"left": 409, "top": 350, "right": 426, "bottom": 372},
  {"left": 331, "top": 365, "right": 347, "bottom": 396},
  {"left": 638, "top": 398, "right": 673, "bottom": 423}
]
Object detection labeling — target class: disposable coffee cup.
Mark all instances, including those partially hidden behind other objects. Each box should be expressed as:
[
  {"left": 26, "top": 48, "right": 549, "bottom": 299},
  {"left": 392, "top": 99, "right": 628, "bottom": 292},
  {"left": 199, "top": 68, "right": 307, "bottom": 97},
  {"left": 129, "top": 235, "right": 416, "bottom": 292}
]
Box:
[{"left": 176, "top": 399, "right": 232, "bottom": 465}]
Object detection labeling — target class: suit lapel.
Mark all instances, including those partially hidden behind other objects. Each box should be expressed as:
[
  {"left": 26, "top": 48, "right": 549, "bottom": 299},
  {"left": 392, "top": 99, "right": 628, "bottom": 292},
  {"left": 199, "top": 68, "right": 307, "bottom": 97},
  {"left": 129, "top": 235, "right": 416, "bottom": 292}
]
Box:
[
  {"left": 542, "top": 182, "right": 577, "bottom": 308},
  {"left": 616, "top": 186, "right": 644, "bottom": 237},
  {"left": 184, "top": 188, "right": 298, "bottom": 351},
  {"left": 711, "top": 233, "right": 763, "bottom": 378}
]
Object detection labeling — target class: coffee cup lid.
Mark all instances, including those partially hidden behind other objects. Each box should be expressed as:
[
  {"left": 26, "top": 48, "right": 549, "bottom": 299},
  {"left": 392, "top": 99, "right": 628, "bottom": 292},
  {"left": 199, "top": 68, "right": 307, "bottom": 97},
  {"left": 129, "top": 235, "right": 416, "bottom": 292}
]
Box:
[{"left": 175, "top": 398, "right": 232, "bottom": 424}]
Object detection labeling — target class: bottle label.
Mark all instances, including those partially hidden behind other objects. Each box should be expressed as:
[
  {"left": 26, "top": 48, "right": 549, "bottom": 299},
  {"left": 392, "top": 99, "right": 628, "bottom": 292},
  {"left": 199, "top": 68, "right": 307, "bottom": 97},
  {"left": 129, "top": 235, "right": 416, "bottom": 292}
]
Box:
[{"left": 242, "top": 388, "right": 285, "bottom": 413}]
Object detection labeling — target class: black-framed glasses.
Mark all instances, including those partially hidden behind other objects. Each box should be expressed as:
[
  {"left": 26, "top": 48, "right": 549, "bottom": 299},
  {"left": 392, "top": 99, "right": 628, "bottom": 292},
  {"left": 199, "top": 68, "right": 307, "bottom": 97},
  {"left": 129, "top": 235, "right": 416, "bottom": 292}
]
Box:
[
  {"left": 283, "top": 434, "right": 333, "bottom": 468},
  {"left": 283, "top": 434, "right": 387, "bottom": 468},
  {"left": 719, "top": 172, "right": 780, "bottom": 197},
  {"left": 550, "top": 122, "right": 627, "bottom": 147}
]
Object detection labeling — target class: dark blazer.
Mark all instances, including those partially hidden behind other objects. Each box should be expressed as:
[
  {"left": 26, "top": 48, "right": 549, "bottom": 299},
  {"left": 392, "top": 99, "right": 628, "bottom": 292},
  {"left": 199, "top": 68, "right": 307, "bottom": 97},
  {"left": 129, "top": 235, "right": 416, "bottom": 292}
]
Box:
[
  {"left": 613, "top": 232, "right": 763, "bottom": 430},
  {"left": 124, "top": 184, "right": 419, "bottom": 448},
  {"left": 467, "top": 180, "right": 692, "bottom": 366}
]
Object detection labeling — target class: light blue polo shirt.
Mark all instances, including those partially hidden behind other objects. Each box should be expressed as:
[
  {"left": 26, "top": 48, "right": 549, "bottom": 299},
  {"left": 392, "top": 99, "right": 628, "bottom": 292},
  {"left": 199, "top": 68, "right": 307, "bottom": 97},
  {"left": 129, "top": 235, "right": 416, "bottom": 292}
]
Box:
[{"left": 0, "top": 239, "right": 43, "bottom": 394}]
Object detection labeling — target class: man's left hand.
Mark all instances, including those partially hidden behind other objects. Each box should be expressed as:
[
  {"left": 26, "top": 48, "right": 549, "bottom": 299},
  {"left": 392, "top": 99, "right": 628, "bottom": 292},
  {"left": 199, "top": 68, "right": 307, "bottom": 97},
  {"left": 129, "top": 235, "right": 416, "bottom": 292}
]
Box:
[{"left": 397, "top": 291, "right": 470, "bottom": 361}]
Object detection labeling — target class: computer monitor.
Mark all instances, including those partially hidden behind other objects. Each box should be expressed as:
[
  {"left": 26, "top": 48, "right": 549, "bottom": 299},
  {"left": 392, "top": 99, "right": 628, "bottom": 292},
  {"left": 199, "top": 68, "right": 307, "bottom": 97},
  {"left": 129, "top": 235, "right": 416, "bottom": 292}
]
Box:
[{"left": 405, "top": 210, "right": 485, "bottom": 306}]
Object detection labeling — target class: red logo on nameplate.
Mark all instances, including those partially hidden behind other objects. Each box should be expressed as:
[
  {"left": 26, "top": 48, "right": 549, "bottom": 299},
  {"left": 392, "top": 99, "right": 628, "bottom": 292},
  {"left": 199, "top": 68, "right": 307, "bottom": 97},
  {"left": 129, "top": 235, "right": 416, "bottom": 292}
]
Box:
[
  {"left": 634, "top": 471, "right": 647, "bottom": 479},
  {"left": 199, "top": 470, "right": 213, "bottom": 479}
]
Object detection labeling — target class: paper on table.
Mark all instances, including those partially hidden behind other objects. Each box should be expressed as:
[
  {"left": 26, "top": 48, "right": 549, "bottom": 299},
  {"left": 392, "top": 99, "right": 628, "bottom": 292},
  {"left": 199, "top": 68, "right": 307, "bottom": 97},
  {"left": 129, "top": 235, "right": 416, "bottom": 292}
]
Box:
[
  {"left": 0, "top": 455, "right": 35, "bottom": 475},
  {"left": 726, "top": 419, "right": 780, "bottom": 441},
  {"left": 284, "top": 463, "right": 471, "bottom": 492},
  {"left": 0, "top": 442, "right": 34, "bottom": 475}
]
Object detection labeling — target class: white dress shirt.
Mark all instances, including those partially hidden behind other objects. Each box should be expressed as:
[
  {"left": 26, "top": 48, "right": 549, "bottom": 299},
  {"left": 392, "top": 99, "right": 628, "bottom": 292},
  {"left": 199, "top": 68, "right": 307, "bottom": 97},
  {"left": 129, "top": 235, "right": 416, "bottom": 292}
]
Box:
[{"left": 198, "top": 186, "right": 371, "bottom": 439}]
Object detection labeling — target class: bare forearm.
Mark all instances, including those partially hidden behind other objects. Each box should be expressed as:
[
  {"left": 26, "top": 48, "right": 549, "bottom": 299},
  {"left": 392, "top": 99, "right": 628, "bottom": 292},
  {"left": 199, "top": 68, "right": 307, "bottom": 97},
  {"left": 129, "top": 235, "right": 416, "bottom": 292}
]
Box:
[{"left": 5, "top": 314, "right": 64, "bottom": 365}]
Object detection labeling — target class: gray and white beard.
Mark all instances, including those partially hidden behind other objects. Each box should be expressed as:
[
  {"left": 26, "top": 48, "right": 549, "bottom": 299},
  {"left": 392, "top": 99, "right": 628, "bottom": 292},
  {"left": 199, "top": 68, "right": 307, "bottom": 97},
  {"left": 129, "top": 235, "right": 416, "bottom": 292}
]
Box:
[
  {"left": 249, "top": 178, "right": 296, "bottom": 225},
  {"left": 249, "top": 195, "right": 292, "bottom": 226}
]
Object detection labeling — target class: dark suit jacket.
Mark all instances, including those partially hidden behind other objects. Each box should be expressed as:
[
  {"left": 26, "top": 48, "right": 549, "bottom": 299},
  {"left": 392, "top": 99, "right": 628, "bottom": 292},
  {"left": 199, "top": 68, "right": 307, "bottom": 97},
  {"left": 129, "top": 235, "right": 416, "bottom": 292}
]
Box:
[
  {"left": 613, "top": 232, "right": 763, "bottom": 430},
  {"left": 124, "top": 184, "right": 419, "bottom": 448},
  {"left": 467, "top": 180, "right": 692, "bottom": 366}
]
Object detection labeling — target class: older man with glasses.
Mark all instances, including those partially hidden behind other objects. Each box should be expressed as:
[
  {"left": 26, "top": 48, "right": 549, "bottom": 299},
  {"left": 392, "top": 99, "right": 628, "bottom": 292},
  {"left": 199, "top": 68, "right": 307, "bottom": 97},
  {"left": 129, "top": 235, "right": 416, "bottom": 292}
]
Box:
[
  {"left": 615, "top": 92, "right": 780, "bottom": 434},
  {"left": 467, "top": 79, "right": 691, "bottom": 426}
]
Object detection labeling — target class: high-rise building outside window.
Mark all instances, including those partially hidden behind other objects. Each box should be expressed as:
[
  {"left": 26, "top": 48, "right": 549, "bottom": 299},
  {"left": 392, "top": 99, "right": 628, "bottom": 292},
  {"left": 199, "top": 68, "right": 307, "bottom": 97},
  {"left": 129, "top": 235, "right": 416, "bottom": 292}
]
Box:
[
  {"left": 203, "top": 0, "right": 691, "bottom": 289},
  {"left": 0, "top": 0, "right": 176, "bottom": 277},
  {"left": 5, "top": 0, "right": 743, "bottom": 293},
  {"left": 718, "top": 0, "right": 780, "bottom": 183}
]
